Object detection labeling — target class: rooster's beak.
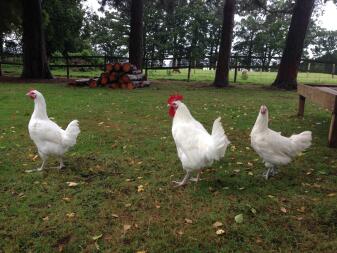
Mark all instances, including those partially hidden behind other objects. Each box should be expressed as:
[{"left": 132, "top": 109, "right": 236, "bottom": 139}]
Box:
[
  {"left": 26, "top": 92, "right": 30, "bottom": 96},
  {"left": 167, "top": 104, "right": 170, "bottom": 107}
]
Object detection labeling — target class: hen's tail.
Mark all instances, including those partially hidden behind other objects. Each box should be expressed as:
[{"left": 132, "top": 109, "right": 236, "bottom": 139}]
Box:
[
  {"left": 289, "top": 131, "right": 312, "bottom": 155},
  {"left": 210, "top": 117, "right": 230, "bottom": 161},
  {"left": 63, "top": 120, "right": 80, "bottom": 147}
]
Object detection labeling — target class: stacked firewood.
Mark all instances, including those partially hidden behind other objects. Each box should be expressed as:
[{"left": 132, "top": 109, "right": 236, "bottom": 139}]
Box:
[{"left": 69, "top": 62, "right": 150, "bottom": 89}]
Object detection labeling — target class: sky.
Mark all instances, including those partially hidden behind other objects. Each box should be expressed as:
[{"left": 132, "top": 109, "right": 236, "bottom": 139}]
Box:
[{"left": 84, "top": 0, "right": 337, "bottom": 31}]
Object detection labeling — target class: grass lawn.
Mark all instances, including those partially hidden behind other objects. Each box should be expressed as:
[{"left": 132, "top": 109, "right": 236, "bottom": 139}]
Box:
[
  {"left": 2, "top": 64, "right": 337, "bottom": 85},
  {"left": 0, "top": 81, "right": 336, "bottom": 252}
]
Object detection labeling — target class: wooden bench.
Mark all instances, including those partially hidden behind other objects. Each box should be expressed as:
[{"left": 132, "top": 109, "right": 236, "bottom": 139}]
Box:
[{"left": 297, "top": 84, "right": 337, "bottom": 147}]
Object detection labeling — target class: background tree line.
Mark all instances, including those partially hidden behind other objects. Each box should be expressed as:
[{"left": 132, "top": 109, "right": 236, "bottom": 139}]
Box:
[{"left": 0, "top": 0, "right": 336, "bottom": 89}]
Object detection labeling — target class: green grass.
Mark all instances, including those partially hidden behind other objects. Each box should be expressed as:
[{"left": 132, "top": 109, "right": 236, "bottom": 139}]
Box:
[
  {"left": 2, "top": 64, "right": 337, "bottom": 85},
  {"left": 0, "top": 81, "right": 337, "bottom": 252}
]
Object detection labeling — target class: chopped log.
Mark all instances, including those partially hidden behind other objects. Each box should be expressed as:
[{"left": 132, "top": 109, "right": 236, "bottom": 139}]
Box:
[
  {"left": 132, "top": 70, "right": 142, "bottom": 75},
  {"left": 122, "top": 62, "right": 132, "bottom": 73},
  {"left": 106, "top": 63, "right": 113, "bottom": 72},
  {"left": 114, "top": 63, "right": 121, "bottom": 72},
  {"left": 109, "top": 83, "right": 120, "bottom": 89},
  {"left": 100, "top": 72, "right": 109, "bottom": 86},
  {"left": 88, "top": 78, "right": 97, "bottom": 88},
  {"left": 127, "top": 82, "right": 135, "bottom": 90},
  {"left": 126, "top": 73, "right": 145, "bottom": 81},
  {"left": 120, "top": 74, "right": 131, "bottom": 83},
  {"left": 109, "top": 72, "right": 118, "bottom": 82}
]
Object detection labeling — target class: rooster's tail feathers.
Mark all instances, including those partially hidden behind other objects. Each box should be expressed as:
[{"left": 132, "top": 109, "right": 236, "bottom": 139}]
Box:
[
  {"left": 289, "top": 130, "right": 312, "bottom": 154},
  {"left": 210, "top": 117, "right": 230, "bottom": 160},
  {"left": 63, "top": 120, "right": 80, "bottom": 147}
]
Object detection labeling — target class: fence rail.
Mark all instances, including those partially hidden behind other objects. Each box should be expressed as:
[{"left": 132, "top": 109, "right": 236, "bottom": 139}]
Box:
[{"left": 0, "top": 54, "right": 336, "bottom": 81}]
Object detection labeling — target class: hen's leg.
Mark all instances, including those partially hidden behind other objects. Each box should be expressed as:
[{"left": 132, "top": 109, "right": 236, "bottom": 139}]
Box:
[
  {"left": 172, "top": 172, "right": 191, "bottom": 187},
  {"left": 25, "top": 157, "right": 47, "bottom": 173},
  {"left": 262, "top": 168, "right": 271, "bottom": 180},
  {"left": 190, "top": 172, "right": 201, "bottom": 182},
  {"left": 270, "top": 166, "right": 278, "bottom": 176}
]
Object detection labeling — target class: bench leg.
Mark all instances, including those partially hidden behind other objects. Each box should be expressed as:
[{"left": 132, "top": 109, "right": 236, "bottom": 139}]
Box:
[
  {"left": 298, "top": 95, "right": 305, "bottom": 117},
  {"left": 328, "top": 113, "right": 337, "bottom": 147}
]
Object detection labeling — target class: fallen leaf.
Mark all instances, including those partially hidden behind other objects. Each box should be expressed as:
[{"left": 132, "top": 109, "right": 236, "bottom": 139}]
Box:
[
  {"left": 248, "top": 172, "right": 254, "bottom": 176},
  {"left": 236, "top": 162, "right": 243, "bottom": 165},
  {"left": 42, "top": 216, "right": 49, "bottom": 221},
  {"left": 216, "top": 229, "right": 225, "bottom": 235},
  {"left": 123, "top": 224, "right": 132, "bottom": 232},
  {"left": 66, "top": 212, "right": 75, "bottom": 218},
  {"left": 66, "top": 182, "right": 78, "bottom": 187},
  {"left": 185, "top": 218, "right": 193, "bottom": 224},
  {"left": 327, "top": 193, "right": 336, "bottom": 197},
  {"left": 297, "top": 206, "right": 305, "bottom": 213},
  {"left": 125, "top": 203, "right": 132, "bottom": 207},
  {"left": 62, "top": 197, "right": 71, "bottom": 202},
  {"left": 32, "top": 155, "right": 39, "bottom": 161},
  {"left": 112, "top": 213, "right": 119, "bottom": 218},
  {"left": 213, "top": 221, "right": 223, "bottom": 228},
  {"left": 92, "top": 234, "right": 103, "bottom": 241},
  {"left": 251, "top": 208, "right": 257, "bottom": 214},
  {"left": 235, "top": 214, "right": 243, "bottom": 224},
  {"left": 137, "top": 185, "right": 144, "bottom": 192},
  {"left": 136, "top": 251, "right": 146, "bottom": 253},
  {"left": 177, "top": 230, "right": 184, "bottom": 235},
  {"left": 280, "top": 207, "right": 287, "bottom": 213}
]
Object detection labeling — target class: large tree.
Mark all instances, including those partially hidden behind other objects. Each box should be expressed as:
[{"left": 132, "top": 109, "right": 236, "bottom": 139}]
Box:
[
  {"left": 272, "top": 0, "right": 315, "bottom": 89},
  {"left": 129, "top": 0, "right": 144, "bottom": 69},
  {"left": 213, "top": 0, "right": 236, "bottom": 87},
  {"left": 22, "top": 0, "right": 52, "bottom": 79}
]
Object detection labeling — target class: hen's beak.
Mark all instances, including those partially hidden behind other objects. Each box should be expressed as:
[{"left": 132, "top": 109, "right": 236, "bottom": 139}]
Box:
[
  {"left": 26, "top": 92, "right": 30, "bottom": 96},
  {"left": 167, "top": 104, "right": 171, "bottom": 107}
]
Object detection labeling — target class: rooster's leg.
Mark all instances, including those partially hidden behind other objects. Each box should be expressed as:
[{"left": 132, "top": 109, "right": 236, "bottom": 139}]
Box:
[
  {"left": 36, "top": 160, "right": 47, "bottom": 171},
  {"left": 172, "top": 172, "right": 191, "bottom": 187},
  {"left": 270, "top": 166, "right": 278, "bottom": 176},
  {"left": 190, "top": 172, "right": 201, "bottom": 182},
  {"left": 59, "top": 158, "right": 65, "bottom": 169},
  {"left": 262, "top": 168, "right": 271, "bottom": 180}
]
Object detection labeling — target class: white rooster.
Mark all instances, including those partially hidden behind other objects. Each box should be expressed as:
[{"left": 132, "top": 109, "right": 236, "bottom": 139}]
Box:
[
  {"left": 168, "top": 94, "right": 230, "bottom": 187},
  {"left": 250, "top": 105, "right": 312, "bottom": 179},
  {"left": 26, "top": 90, "right": 80, "bottom": 172}
]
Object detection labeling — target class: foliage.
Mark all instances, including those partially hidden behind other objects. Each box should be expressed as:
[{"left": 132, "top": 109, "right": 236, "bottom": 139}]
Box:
[{"left": 42, "top": 0, "right": 86, "bottom": 56}]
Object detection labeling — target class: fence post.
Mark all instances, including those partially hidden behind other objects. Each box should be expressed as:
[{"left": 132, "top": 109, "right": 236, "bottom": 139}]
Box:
[
  {"left": 187, "top": 57, "right": 192, "bottom": 82},
  {"left": 66, "top": 55, "right": 69, "bottom": 79},
  {"left": 307, "top": 62, "right": 311, "bottom": 78},
  {"left": 0, "top": 53, "right": 2, "bottom": 77},
  {"left": 145, "top": 58, "right": 148, "bottom": 78},
  {"left": 332, "top": 63, "right": 335, "bottom": 79},
  {"left": 233, "top": 55, "right": 238, "bottom": 83}
]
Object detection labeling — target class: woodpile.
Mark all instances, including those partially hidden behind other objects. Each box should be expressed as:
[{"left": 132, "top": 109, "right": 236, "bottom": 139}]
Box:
[{"left": 69, "top": 62, "right": 150, "bottom": 89}]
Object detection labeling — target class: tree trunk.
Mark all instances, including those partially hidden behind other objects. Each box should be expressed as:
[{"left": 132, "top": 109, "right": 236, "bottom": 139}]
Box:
[
  {"left": 21, "top": 0, "right": 52, "bottom": 79},
  {"left": 272, "top": 0, "right": 315, "bottom": 90},
  {"left": 129, "top": 0, "right": 144, "bottom": 70},
  {"left": 0, "top": 33, "right": 3, "bottom": 76},
  {"left": 213, "top": 0, "right": 236, "bottom": 87}
]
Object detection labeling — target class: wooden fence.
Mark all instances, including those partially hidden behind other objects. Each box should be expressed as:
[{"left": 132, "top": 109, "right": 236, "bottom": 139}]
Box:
[{"left": 0, "top": 53, "right": 336, "bottom": 82}]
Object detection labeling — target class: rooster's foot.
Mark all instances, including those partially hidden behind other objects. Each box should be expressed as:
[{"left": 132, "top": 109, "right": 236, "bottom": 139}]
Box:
[
  {"left": 262, "top": 168, "right": 272, "bottom": 180},
  {"left": 270, "top": 167, "right": 278, "bottom": 176},
  {"left": 189, "top": 172, "right": 201, "bottom": 182},
  {"left": 172, "top": 180, "right": 188, "bottom": 187}
]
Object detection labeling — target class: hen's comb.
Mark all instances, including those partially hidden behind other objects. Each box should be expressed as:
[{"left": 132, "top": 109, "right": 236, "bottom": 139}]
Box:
[{"left": 168, "top": 93, "right": 183, "bottom": 104}]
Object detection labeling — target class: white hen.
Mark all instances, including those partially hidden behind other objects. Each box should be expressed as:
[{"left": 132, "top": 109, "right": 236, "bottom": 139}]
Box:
[
  {"left": 26, "top": 90, "right": 80, "bottom": 172},
  {"left": 168, "top": 94, "right": 230, "bottom": 187},
  {"left": 250, "top": 105, "right": 312, "bottom": 179}
]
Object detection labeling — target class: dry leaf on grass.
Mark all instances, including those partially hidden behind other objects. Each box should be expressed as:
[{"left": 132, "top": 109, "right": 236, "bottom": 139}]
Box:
[
  {"left": 216, "top": 229, "right": 225, "bottom": 235},
  {"left": 234, "top": 214, "right": 243, "bottom": 224},
  {"left": 66, "top": 212, "right": 75, "bottom": 218},
  {"left": 184, "top": 218, "right": 193, "bottom": 224},
  {"left": 42, "top": 216, "right": 49, "bottom": 221},
  {"left": 280, "top": 207, "right": 287, "bottom": 213},
  {"left": 123, "top": 224, "right": 132, "bottom": 232},
  {"left": 212, "top": 221, "right": 223, "bottom": 228},
  {"left": 66, "top": 182, "right": 78, "bottom": 187},
  {"left": 112, "top": 213, "right": 119, "bottom": 218},
  {"left": 92, "top": 234, "right": 103, "bottom": 240}
]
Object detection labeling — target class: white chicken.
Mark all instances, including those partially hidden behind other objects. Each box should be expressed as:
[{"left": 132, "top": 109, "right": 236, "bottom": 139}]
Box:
[
  {"left": 26, "top": 90, "right": 80, "bottom": 172},
  {"left": 250, "top": 105, "right": 312, "bottom": 179},
  {"left": 168, "top": 94, "right": 230, "bottom": 187}
]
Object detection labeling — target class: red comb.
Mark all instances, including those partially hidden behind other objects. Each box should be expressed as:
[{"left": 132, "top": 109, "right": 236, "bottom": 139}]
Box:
[{"left": 168, "top": 93, "right": 183, "bottom": 104}]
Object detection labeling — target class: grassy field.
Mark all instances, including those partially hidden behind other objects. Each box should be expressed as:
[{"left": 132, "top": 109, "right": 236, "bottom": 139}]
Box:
[
  {"left": 2, "top": 64, "right": 337, "bottom": 85},
  {"left": 0, "top": 81, "right": 337, "bottom": 252}
]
